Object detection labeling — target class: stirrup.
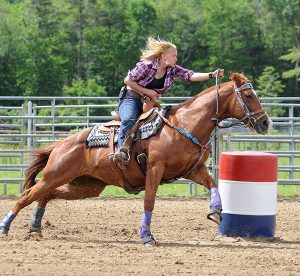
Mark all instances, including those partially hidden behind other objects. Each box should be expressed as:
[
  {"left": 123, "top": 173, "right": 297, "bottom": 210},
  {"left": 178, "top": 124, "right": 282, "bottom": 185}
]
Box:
[
  {"left": 207, "top": 208, "right": 222, "bottom": 225},
  {"left": 113, "top": 150, "right": 130, "bottom": 170},
  {"left": 111, "top": 111, "right": 121, "bottom": 121}
]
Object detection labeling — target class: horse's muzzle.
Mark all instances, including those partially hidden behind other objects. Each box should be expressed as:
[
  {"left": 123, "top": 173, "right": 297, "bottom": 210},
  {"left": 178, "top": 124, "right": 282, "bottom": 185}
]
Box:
[{"left": 255, "top": 116, "right": 271, "bottom": 134}]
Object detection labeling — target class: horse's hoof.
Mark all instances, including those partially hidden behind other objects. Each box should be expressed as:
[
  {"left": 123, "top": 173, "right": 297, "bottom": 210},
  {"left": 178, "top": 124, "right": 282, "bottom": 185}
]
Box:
[
  {"left": 207, "top": 209, "right": 222, "bottom": 225},
  {"left": 29, "top": 224, "right": 42, "bottom": 233},
  {"left": 0, "top": 227, "right": 8, "bottom": 235},
  {"left": 141, "top": 234, "right": 157, "bottom": 246}
]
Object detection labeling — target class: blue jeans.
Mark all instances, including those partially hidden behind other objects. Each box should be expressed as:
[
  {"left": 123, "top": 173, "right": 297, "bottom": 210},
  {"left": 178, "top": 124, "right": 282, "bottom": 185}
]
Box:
[{"left": 117, "top": 96, "right": 143, "bottom": 149}]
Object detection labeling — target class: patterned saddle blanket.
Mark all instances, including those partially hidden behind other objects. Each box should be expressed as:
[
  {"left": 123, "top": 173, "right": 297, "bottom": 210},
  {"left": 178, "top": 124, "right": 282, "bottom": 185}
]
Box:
[{"left": 86, "top": 106, "right": 171, "bottom": 148}]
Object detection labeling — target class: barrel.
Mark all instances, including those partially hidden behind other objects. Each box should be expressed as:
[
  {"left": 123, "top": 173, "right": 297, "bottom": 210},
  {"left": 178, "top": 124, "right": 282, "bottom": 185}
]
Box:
[{"left": 218, "top": 151, "right": 278, "bottom": 238}]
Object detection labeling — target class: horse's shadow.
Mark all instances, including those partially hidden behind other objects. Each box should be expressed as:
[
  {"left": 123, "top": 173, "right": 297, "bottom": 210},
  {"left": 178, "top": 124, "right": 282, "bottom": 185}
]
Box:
[{"left": 50, "top": 236, "right": 300, "bottom": 250}]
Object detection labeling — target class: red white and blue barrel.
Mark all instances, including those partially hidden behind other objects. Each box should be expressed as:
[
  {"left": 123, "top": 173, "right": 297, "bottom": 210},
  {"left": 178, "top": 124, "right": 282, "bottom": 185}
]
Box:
[{"left": 218, "top": 151, "right": 277, "bottom": 238}]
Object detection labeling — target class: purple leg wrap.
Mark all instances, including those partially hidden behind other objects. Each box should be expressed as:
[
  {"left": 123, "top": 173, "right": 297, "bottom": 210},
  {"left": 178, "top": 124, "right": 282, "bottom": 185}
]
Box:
[
  {"left": 139, "top": 211, "right": 152, "bottom": 238},
  {"left": 210, "top": 187, "right": 222, "bottom": 210}
]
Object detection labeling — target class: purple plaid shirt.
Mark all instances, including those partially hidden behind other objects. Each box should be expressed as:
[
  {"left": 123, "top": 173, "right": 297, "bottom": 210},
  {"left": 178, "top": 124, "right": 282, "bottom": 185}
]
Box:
[{"left": 127, "top": 59, "right": 194, "bottom": 96}]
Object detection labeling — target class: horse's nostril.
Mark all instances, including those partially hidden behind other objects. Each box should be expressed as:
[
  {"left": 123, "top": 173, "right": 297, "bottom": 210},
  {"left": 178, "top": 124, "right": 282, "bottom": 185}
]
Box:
[
  {"left": 259, "top": 119, "right": 269, "bottom": 132},
  {"left": 262, "top": 119, "right": 269, "bottom": 127}
]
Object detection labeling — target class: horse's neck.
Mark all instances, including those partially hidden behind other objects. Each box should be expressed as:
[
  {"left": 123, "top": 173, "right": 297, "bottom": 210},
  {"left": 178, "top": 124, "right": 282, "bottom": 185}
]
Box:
[{"left": 172, "top": 83, "right": 233, "bottom": 145}]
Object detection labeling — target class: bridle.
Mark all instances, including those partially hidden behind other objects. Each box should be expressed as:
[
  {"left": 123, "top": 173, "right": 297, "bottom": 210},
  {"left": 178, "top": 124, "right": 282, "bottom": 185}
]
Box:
[
  {"left": 212, "top": 73, "right": 267, "bottom": 129},
  {"left": 233, "top": 82, "right": 267, "bottom": 129}
]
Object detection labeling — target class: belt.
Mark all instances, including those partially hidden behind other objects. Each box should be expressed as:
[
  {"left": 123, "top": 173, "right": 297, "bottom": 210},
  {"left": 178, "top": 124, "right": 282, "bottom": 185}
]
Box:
[{"left": 126, "top": 89, "right": 142, "bottom": 100}]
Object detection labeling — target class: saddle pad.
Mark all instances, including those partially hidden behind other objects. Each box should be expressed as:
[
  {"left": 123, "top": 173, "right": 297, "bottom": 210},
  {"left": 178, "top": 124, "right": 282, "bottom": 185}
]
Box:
[
  {"left": 139, "top": 106, "right": 170, "bottom": 139},
  {"left": 86, "top": 106, "right": 171, "bottom": 148},
  {"left": 86, "top": 125, "right": 119, "bottom": 148}
]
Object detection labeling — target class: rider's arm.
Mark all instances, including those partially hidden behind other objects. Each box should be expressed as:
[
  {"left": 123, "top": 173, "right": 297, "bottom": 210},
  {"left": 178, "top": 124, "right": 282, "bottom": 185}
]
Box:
[
  {"left": 189, "top": 73, "right": 212, "bottom": 82},
  {"left": 189, "top": 69, "right": 224, "bottom": 82},
  {"left": 124, "top": 76, "right": 158, "bottom": 100}
]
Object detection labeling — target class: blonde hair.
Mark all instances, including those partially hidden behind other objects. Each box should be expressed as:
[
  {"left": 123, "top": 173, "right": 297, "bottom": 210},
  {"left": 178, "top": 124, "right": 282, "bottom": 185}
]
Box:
[{"left": 140, "top": 37, "right": 176, "bottom": 61}]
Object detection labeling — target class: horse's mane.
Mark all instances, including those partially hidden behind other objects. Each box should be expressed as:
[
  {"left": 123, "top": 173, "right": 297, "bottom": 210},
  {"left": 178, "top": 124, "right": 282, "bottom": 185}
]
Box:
[{"left": 171, "top": 72, "right": 251, "bottom": 111}]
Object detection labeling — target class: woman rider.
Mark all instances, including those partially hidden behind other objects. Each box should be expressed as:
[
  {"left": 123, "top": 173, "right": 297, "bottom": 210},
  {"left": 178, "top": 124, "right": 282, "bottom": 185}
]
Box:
[{"left": 113, "top": 37, "right": 224, "bottom": 165}]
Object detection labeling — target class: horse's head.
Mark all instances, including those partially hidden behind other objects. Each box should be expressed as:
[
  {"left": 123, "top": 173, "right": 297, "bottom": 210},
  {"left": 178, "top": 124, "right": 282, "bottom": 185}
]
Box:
[{"left": 229, "top": 72, "right": 270, "bottom": 134}]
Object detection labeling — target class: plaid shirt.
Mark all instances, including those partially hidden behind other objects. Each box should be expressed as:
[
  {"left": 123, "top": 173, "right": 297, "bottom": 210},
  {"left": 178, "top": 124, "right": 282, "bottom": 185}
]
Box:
[{"left": 127, "top": 59, "right": 194, "bottom": 96}]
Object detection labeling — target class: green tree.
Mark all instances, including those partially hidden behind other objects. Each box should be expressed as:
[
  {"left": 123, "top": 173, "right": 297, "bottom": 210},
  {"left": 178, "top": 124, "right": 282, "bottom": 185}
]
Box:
[
  {"left": 63, "top": 77, "right": 106, "bottom": 98},
  {"left": 19, "top": 0, "right": 68, "bottom": 96},
  {"left": 0, "top": 1, "right": 26, "bottom": 97},
  {"left": 32, "top": 0, "right": 59, "bottom": 36},
  {"left": 0, "top": 0, "right": 299, "bottom": 101},
  {"left": 261, "top": 0, "right": 300, "bottom": 93},
  {"left": 200, "top": 0, "right": 268, "bottom": 82},
  {"left": 62, "top": 78, "right": 109, "bottom": 117},
  {"left": 256, "top": 66, "right": 285, "bottom": 116},
  {"left": 280, "top": 48, "right": 300, "bottom": 81}
]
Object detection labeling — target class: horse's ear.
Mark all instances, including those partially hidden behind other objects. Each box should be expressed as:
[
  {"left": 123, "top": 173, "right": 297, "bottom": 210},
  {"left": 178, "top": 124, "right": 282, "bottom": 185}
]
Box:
[
  {"left": 230, "top": 72, "right": 251, "bottom": 87},
  {"left": 230, "top": 72, "right": 243, "bottom": 87}
]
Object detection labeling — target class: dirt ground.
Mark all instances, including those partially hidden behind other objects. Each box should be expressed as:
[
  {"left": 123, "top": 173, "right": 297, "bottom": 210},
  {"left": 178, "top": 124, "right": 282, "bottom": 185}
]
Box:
[{"left": 0, "top": 196, "right": 299, "bottom": 276}]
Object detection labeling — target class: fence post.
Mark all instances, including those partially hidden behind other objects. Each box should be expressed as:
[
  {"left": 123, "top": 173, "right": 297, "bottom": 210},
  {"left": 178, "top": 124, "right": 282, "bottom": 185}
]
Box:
[
  {"left": 51, "top": 99, "right": 56, "bottom": 142},
  {"left": 189, "top": 182, "right": 193, "bottom": 195},
  {"left": 227, "top": 133, "right": 231, "bottom": 151},
  {"left": 193, "top": 182, "right": 198, "bottom": 195},
  {"left": 27, "top": 101, "right": 33, "bottom": 167},
  {"left": 20, "top": 104, "right": 25, "bottom": 193},
  {"left": 87, "top": 105, "right": 90, "bottom": 128},
  {"left": 33, "top": 104, "right": 37, "bottom": 151},
  {"left": 4, "top": 181, "right": 7, "bottom": 195},
  {"left": 289, "top": 106, "right": 294, "bottom": 180}
]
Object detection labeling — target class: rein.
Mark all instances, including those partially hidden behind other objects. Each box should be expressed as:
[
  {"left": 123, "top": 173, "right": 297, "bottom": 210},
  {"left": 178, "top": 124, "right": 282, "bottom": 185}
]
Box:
[
  {"left": 154, "top": 76, "right": 266, "bottom": 182},
  {"left": 212, "top": 69, "right": 221, "bottom": 122},
  {"left": 130, "top": 76, "right": 267, "bottom": 184}
]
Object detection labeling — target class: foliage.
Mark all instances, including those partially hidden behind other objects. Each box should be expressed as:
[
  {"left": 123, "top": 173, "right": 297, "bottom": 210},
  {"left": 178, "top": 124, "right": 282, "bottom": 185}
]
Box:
[
  {"left": 256, "top": 66, "right": 285, "bottom": 116},
  {"left": 256, "top": 66, "right": 285, "bottom": 97},
  {"left": 280, "top": 48, "right": 300, "bottom": 80},
  {"left": 0, "top": 0, "right": 299, "bottom": 102},
  {"left": 63, "top": 78, "right": 106, "bottom": 98},
  {"left": 37, "top": 78, "right": 109, "bottom": 125}
]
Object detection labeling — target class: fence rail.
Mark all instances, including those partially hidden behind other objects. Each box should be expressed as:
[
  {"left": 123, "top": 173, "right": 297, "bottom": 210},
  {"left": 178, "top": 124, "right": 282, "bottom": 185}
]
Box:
[{"left": 1, "top": 96, "right": 300, "bottom": 195}]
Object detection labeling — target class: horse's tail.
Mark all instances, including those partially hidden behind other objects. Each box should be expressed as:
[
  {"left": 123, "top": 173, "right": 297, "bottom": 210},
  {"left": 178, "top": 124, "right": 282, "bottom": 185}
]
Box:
[{"left": 24, "top": 141, "right": 61, "bottom": 190}]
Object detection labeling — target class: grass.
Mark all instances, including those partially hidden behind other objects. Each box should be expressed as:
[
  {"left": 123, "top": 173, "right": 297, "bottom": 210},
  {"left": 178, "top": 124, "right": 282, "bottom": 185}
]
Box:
[
  {"left": 1, "top": 130, "right": 300, "bottom": 197},
  {"left": 0, "top": 183, "right": 208, "bottom": 197},
  {"left": 1, "top": 182, "right": 300, "bottom": 197},
  {"left": 101, "top": 183, "right": 209, "bottom": 197},
  {"left": 277, "top": 185, "right": 300, "bottom": 197}
]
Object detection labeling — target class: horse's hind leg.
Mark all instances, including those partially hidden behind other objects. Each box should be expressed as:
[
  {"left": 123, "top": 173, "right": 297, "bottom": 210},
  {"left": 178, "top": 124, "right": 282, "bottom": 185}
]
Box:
[
  {"left": 1, "top": 142, "right": 89, "bottom": 235},
  {"left": 0, "top": 180, "right": 54, "bottom": 234},
  {"left": 29, "top": 182, "right": 106, "bottom": 233}
]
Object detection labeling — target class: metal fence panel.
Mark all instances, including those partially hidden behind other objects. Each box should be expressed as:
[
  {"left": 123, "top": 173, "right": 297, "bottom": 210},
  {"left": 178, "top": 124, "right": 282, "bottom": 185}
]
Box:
[{"left": 0, "top": 96, "right": 299, "bottom": 195}]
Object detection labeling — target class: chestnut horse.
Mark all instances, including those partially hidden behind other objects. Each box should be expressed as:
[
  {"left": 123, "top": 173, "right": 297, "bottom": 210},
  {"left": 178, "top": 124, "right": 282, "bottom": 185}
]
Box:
[{"left": 0, "top": 73, "right": 270, "bottom": 245}]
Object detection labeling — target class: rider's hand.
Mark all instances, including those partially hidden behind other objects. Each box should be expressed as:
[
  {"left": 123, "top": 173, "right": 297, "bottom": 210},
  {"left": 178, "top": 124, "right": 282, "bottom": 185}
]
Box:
[
  {"left": 212, "top": 68, "right": 224, "bottom": 78},
  {"left": 147, "top": 90, "right": 159, "bottom": 100}
]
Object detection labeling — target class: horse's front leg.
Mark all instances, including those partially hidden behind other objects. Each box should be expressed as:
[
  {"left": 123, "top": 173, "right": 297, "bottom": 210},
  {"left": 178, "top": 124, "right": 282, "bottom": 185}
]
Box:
[
  {"left": 140, "top": 162, "right": 164, "bottom": 246},
  {"left": 187, "top": 164, "right": 222, "bottom": 224}
]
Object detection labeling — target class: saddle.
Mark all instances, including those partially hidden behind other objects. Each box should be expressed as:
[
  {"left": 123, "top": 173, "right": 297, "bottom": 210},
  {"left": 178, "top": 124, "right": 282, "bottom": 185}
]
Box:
[
  {"left": 86, "top": 106, "right": 171, "bottom": 185},
  {"left": 86, "top": 106, "right": 170, "bottom": 148}
]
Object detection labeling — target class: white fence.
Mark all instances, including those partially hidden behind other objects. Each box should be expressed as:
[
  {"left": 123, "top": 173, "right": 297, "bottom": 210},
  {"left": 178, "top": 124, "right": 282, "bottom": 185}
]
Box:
[{"left": 0, "top": 96, "right": 300, "bottom": 195}]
